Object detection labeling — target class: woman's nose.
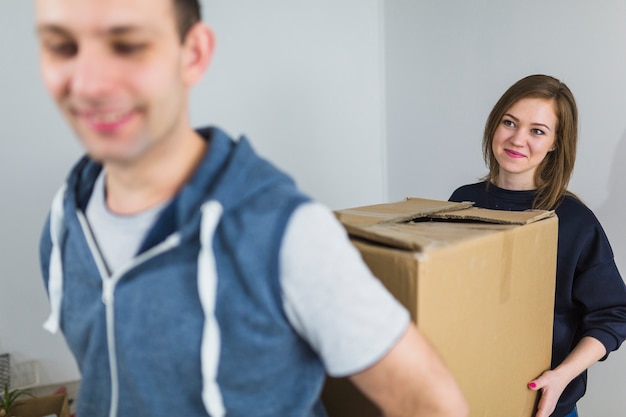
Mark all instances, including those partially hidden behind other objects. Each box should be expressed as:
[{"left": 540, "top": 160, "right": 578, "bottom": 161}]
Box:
[{"left": 509, "top": 129, "right": 526, "bottom": 147}]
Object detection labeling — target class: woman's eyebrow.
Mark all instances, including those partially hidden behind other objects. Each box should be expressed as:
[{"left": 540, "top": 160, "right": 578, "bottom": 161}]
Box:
[{"left": 503, "top": 113, "right": 552, "bottom": 131}]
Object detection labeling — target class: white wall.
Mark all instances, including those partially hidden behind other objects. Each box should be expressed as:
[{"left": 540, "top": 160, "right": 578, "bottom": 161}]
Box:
[
  {"left": 193, "top": 1, "right": 387, "bottom": 210},
  {"left": 0, "top": 1, "right": 83, "bottom": 384},
  {"left": 0, "top": 1, "right": 385, "bottom": 385},
  {"left": 384, "top": 0, "right": 626, "bottom": 414}
]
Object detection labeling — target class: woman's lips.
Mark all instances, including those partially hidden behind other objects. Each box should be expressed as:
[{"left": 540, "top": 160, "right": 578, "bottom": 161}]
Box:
[{"left": 504, "top": 149, "right": 526, "bottom": 159}]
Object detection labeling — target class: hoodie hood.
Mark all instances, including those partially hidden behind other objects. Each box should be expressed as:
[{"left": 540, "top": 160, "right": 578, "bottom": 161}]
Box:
[
  {"left": 61, "top": 126, "right": 299, "bottom": 252},
  {"left": 176, "top": 127, "right": 298, "bottom": 236}
]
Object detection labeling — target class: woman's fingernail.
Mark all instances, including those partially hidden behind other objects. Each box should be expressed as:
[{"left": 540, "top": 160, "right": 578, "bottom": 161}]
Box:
[{"left": 528, "top": 382, "right": 537, "bottom": 389}]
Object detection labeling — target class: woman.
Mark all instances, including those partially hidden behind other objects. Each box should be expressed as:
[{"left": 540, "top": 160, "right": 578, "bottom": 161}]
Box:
[{"left": 449, "top": 74, "right": 626, "bottom": 417}]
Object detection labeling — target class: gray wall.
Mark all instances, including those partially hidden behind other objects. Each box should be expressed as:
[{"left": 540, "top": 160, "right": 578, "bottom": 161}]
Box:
[
  {"left": 0, "top": 1, "right": 83, "bottom": 383},
  {"left": 194, "top": 1, "right": 387, "bottom": 209},
  {"left": 1, "top": 0, "right": 625, "bottom": 414},
  {"left": 384, "top": 1, "right": 626, "bottom": 414}
]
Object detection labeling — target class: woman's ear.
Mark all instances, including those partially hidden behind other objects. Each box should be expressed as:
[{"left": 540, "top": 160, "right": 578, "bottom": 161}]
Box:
[{"left": 181, "top": 22, "right": 215, "bottom": 86}]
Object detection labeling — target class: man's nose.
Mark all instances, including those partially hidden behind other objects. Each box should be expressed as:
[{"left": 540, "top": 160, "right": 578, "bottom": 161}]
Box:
[{"left": 70, "top": 47, "right": 116, "bottom": 99}]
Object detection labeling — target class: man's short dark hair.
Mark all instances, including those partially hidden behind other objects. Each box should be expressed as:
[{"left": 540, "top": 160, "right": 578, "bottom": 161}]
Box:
[{"left": 173, "top": 0, "right": 202, "bottom": 40}]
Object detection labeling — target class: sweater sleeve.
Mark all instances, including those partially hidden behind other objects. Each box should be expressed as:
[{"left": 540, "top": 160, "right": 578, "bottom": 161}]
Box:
[
  {"left": 573, "top": 257, "right": 626, "bottom": 358},
  {"left": 567, "top": 206, "right": 626, "bottom": 359},
  {"left": 39, "top": 213, "right": 53, "bottom": 289}
]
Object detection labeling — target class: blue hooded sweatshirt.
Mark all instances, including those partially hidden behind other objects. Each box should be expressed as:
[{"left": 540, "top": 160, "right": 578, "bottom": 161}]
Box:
[{"left": 40, "top": 127, "right": 328, "bottom": 417}]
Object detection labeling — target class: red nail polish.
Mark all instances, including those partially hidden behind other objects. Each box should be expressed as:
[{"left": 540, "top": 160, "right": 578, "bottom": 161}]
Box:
[{"left": 528, "top": 382, "right": 537, "bottom": 389}]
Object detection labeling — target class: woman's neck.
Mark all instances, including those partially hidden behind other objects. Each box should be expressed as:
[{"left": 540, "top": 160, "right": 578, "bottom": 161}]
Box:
[{"left": 495, "top": 174, "right": 536, "bottom": 191}]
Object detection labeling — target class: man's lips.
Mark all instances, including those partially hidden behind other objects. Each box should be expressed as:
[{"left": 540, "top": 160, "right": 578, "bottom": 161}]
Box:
[
  {"left": 75, "top": 109, "right": 136, "bottom": 133},
  {"left": 504, "top": 149, "right": 526, "bottom": 158}
]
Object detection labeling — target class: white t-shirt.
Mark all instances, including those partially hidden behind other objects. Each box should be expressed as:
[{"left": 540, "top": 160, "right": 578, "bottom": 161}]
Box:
[
  {"left": 87, "top": 172, "right": 409, "bottom": 377},
  {"left": 281, "top": 202, "right": 409, "bottom": 376}
]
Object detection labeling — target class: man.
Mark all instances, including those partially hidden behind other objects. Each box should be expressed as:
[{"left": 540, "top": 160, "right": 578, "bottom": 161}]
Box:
[{"left": 35, "top": 0, "right": 468, "bottom": 416}]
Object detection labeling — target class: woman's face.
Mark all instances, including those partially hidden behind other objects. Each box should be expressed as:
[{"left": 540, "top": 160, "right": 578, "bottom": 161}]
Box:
[{"left": 492, "top": 97, "right": 557, "bottom": 190}]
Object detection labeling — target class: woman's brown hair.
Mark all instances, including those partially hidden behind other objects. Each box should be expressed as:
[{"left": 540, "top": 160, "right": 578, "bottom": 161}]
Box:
[{"left": 482, "top": 74, "right": 578, "bottom": 210}]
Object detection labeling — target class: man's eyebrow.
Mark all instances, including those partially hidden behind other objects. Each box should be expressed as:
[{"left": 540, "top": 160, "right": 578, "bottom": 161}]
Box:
[
  {"left": 36, "top": 24, "right": 71, "bottom": 37},
  {"left": 36, "top": 24, "right": 150, "bottom": 37},
  {"left": 108, "top": 26, "right": 148, "bottom": 36}
]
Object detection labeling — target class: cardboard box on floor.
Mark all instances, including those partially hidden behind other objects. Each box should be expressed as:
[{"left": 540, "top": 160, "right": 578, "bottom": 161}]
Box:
[
  {"left": 7, "top": 394, "right": 70, "bottom": 417},
  {"left": 322, "top": 197, "right": 557, "bottom": 417}
]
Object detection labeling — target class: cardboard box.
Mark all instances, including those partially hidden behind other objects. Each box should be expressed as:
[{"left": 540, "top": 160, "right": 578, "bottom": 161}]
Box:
[
  {"left": 8, "top": 394, "right": 70, "bottom": 417},
  {"left": 322, "top": 198, "right": 557, "bottom": 417}
]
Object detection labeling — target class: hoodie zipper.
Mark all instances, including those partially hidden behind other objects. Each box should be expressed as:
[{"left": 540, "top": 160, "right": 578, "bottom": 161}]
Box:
[{"left": 77, "top": 211, "right": 181, "bottom": 417}]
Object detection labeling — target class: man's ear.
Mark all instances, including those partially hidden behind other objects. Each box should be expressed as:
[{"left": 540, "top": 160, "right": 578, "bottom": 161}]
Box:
[{"left": 181, "top": 22, "right": 215, "bottom": 86}]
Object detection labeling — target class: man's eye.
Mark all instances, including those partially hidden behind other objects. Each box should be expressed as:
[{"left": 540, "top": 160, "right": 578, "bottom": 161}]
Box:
[
  {"left": 113, "top": 43, "right": 147, "bottom": 55},
  {"left": 45, "top": 42, "right": 78, "bottom": 57}
]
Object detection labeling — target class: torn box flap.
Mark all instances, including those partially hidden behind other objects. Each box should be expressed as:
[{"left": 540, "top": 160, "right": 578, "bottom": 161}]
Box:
[
  {"left": 335, "top": 197, "right": 555, "bottom": 251},
  {"left": 334, "top": 197, "right": 473, "bottom": 227},
  {"left": 430, "top": 206, "right": 555, "bottom": 225}
]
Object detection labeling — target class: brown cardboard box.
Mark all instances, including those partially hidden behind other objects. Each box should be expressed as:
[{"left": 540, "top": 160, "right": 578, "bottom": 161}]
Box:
[
  {"left": 322, "top": 197, "right": 557, "bottom": 417},
  {"left": 8, "top": 394, "right": 70, "bottom": 417}
]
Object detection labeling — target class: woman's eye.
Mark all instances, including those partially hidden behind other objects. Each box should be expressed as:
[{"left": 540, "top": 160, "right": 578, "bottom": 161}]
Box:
[
  {"left": 531, "top": 128, "right": 545, "bottom": 136},
  {"left": 502, "top": 119, "right": 515, "bottom": 127}
]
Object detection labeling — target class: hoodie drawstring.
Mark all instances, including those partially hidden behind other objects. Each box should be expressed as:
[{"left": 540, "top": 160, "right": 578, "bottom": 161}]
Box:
[
  {"left": 43, "top": 188, "right": 227, "bottom": 415},
  {"left": 43, "top": 184, "right": 67, "bottom": 334},
  {"left": 198, "top": 200, "right": 226, "bottom": 417}
]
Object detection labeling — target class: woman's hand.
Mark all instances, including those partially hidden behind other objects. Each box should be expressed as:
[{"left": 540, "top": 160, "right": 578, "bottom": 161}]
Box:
[
  {"left": 528, "top": 336, "right": 606, "bottom": 417},
  {"left": 528, "top": 369, "right": 569, "bottom": 417}
]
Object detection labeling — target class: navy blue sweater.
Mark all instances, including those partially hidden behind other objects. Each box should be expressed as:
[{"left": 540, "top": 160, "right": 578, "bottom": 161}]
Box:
[{"left": 450, "top": 182, "right": 626, "bottom": 417}]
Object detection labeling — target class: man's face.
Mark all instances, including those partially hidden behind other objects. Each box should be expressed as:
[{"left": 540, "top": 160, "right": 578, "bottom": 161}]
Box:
[{"left": 35, "top": 0, "right": 196, "bottom": 165}]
